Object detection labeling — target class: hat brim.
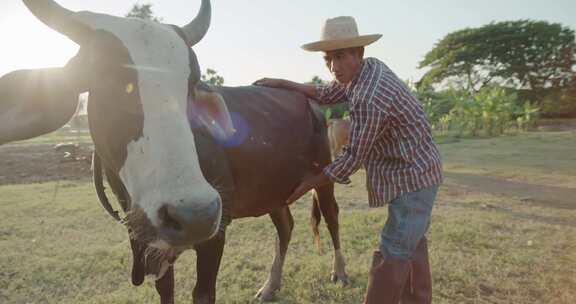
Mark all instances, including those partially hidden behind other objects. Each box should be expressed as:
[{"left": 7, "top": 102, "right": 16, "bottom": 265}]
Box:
[{"left": 301, "top": 34, "right": 382, "bottom": 52}]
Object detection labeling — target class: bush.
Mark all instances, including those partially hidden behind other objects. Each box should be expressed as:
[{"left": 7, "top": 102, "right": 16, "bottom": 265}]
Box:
[
  {"left": 416, "top": 86, "right": 537, "bottom": 137},
  {"left": 415, "top": 87, "right": 457, "bottom": 127}
]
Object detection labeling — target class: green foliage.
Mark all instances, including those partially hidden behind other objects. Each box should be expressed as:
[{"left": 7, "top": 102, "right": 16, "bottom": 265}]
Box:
[
  {"left": 419, "top": 20, "right": 576, "bottom": 95},
  {"left": 418, "top": 86, "right": 537, "bottom": 137},
  {"left": 307, "top": 76, "right": 349, "bottom": 119},
  {"left": 473, "top": 86, "right": 517, "bottom": 136},
  {"left": 415, "top": 86, "right": 457, "bottom": 127},
  {"left": 125, "top": 3, "right": 162, "bottom": 22},
  {"left": 201, "top": 68, "right": 225, "bottom": 86},
  {"left": 324, "top": 103, "right": 350, "bottom": 119},
  {"left": 515, "top": 101, "right": 540, "bottom": 131},
  {"left": 309, "top": 75, "right": 325, "bottom": 85},
  {"left": 324, "top": 107, "right": 332, "bottom": 121}
]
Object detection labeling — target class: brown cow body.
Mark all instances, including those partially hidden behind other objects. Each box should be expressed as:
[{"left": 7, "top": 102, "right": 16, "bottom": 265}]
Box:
[
  {"left": 189, "top": 85, "right": 349, "bottom": 302},
  {"left": 59, "top": 84, "right": 351, "bottom": 303}
]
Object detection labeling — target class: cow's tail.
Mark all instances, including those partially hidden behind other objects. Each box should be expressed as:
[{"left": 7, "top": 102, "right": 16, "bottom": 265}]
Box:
[
  {"left": 311, "top": 189, "right": 322, "bottom": 252},
  {"left": 307, "top": 100, "right": 331, "bottom": 253}
]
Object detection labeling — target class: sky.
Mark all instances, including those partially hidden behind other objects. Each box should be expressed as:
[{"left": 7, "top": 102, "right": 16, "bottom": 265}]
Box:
[{"left": 0, "top": 0, "right": 575, "bottom": 86}]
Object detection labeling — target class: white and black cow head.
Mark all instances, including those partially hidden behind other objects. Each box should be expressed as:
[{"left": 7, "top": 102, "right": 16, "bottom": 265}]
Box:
[{"left": 0, "top": 0, "right": 231, "bottom": 248}]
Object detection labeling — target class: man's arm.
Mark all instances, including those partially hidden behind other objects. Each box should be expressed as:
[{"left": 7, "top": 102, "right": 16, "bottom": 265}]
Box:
[
  {"left": 253, "top": 78, "right": 318, "bottom": 99},
  {"left": 285, "top": 98, "right": 388, "bottom": 204},
  {"left": 254, "top": 78, "right": 347, "bottom": 105},
  {"left": 324, "top": 100, "right": 388, "bottom": 184}
]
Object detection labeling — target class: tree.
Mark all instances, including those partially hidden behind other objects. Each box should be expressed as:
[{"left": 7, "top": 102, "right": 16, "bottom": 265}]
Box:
[
  {"left": 201, "top": 69, "right": 225, "bottom": 86},
  {"left": 125, "top": 3, "right": 161, "bottom": 22},
  {"left": 308, "top": 76, "right": 325, "bottom": 85},
  {"left": 419, "top": 20, "right": 576, "bottom": 97}
]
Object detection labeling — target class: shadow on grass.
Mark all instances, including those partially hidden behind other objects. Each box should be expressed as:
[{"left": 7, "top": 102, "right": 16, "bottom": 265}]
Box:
[
  {"left": 448, "top": 201, "right": 576, "bottom": 228},
  {"left": 444, "top": 171, "right": 576, "bottom": 210}
]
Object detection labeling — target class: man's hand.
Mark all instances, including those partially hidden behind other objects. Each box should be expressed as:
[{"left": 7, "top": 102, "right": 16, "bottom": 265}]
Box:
[
  {"left": 286, "top": 172, "right": 332, "bottom": 204},
  {"left": 253, "top": 78, "right": 319, "bottom": 100},
  {"left": 253, "top": 78, "right": 287, "bottom": 88}
]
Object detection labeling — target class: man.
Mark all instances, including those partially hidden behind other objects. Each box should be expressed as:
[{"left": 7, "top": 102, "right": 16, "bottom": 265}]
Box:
[{"left": 255, "top": 16, "right": 442, "bottom": 303}]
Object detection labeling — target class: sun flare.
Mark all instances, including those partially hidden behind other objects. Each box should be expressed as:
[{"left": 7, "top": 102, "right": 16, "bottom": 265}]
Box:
[{"left": 0, "top": 13, "right": 78, "bottom": 76}]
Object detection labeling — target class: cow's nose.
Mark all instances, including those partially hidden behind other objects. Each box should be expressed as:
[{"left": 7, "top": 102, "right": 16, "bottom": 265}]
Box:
[{"left": 157, "top": 198, "right": 221, "bottom": 247}]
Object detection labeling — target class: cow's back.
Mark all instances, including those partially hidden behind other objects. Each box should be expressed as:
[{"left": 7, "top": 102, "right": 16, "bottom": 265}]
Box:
[{"left": 212, "top": 85, "right": 321, "bottom": 218}]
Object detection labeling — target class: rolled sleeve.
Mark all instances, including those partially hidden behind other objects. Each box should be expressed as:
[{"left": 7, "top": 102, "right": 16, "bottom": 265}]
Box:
[{"left": 315, "top": 82, "right": 348, "bottom": 105}]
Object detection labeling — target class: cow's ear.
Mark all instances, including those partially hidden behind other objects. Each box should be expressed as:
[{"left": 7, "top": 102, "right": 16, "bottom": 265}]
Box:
[
  {"left": 191, "top": 86, "right": 236, "bottom": 141},
  {"left": 0, "top": 67, "right": 80, "bottom": 145}
]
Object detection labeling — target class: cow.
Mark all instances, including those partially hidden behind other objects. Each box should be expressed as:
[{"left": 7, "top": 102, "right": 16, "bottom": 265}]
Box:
[
  {"left": 328, "top": 118, "right": 351, "bottom": 157},
  {"left": 0, "top": 1, "right": 348, "bottom": 303}
]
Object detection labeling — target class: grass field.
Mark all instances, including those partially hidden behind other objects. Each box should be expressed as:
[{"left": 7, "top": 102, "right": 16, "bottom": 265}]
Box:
[
  {"left": 6, "top": 129, "right": 92, "bottom": 146},
  {"left": 1, "top": 131, "right": 575, "bottom": 303}
]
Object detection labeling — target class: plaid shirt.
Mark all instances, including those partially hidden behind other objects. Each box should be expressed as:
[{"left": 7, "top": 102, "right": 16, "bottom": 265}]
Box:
[{"left": 316, "top": 57, "right": 443, "bottom": 207}]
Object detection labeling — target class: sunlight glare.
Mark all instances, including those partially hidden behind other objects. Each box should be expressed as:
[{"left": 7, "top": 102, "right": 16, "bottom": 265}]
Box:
[{"left": 0, "top": 13, "right": 78, "bottom": 76}]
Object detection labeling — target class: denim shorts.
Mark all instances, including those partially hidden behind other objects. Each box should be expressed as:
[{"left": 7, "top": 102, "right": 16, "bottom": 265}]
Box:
[{"left": 379, "top": 186, "right": 439, "bottom": 259}]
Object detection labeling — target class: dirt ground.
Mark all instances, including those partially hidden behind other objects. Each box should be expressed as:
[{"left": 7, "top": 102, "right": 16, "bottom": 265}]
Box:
[
  {"left": 537, "top": 118, "right": 576, "bottom": 131},
  {"left": 0, "top": 143, "right": 93, "bottom": 185},
  {"left": 2, "top": 141, "right": 575, "bottom": 214},
  {"left": 1, "top": 118, "right": 574, "bottom": 199},
  {"left": 443, "top": 172, "right": 576, "bottom": 211}
]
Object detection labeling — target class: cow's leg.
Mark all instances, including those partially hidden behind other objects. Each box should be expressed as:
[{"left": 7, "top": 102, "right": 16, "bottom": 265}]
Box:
[
  {"left": 328, "top": 125, "right": 337, "bottom": 157},
  {"left": 155, "top": 266, "right": 175, "bottom": 304},
  {"left": 193, "top": 233, "right": 225, "bottom": 304},
  {"left": 255, "top": 206, "right": 294, "bottom": 301},
  {"left": 314, "top": 184, "right": 349, "bottom": 285}
]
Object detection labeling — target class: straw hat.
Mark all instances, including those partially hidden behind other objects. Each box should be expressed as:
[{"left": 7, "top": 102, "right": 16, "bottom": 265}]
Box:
[{"left": 302, "top": 16, "right": 382, "bottom": 52}]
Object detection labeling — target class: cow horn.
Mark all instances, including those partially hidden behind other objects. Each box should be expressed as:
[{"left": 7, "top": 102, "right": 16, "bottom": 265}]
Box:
[
  {"left": 22, "top": 0, "right": 90, "bottom": 43},
  {"left": 182, "top": 0, "right": 211, "bottom": 47}
]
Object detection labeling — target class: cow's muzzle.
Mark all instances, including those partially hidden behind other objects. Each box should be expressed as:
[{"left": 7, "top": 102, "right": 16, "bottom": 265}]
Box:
[{"left": 157, "top": 197, "right": 222, "bottom": 247}]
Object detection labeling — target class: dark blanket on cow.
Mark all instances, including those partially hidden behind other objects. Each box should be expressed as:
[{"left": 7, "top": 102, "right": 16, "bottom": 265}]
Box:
[{"left": 191, "top": 84, "right": 322, "bottom": 219}]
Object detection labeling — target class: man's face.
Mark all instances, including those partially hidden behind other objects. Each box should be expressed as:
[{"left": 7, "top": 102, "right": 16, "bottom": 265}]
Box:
[{"left": 323, "top": 48, "right": 363, "bottom": 84}]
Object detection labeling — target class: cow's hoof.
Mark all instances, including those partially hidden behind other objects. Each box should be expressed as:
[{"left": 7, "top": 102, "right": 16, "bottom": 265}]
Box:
[
  {"left": 193, "top": 296, "right": 216, "bottom": 304},
  {"left": 192, "top": 295, "right": 212, "bottom": 304},
  {"left": 330, "top": 271, "right": 350, "bottom": 286},
  {"left": 254, "top": 280, "right": 280, "bottom": 302}
]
